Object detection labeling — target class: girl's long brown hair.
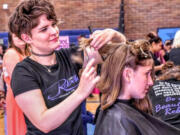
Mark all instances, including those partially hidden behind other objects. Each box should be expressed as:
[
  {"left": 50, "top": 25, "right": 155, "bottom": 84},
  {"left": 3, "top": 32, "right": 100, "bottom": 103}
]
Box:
[
  {"left": 97, "top": 40, "right": 153, "bottom": 110},
  {"left": 77, "top": 38, "right": 153, "bottom": 112}
]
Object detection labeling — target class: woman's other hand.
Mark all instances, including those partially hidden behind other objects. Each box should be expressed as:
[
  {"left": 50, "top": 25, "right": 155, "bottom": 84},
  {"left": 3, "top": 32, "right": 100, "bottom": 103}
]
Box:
[{"left": 90, "top": 28, "right": 126, "bottom": 50}]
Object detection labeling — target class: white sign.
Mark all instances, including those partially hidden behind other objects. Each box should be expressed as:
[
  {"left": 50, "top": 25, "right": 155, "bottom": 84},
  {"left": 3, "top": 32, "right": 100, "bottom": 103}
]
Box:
[{"left": 59, "top": 36, "right": 70, "bottom": 49}]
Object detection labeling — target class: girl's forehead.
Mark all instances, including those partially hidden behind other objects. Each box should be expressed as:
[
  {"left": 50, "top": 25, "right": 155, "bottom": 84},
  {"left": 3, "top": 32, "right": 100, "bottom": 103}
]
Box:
[
  {"left": 136, "top": 59, "right": 153, "bottom": 70},
  {"left": 137, "top": 65, "right": 153, "bottom": 72}
]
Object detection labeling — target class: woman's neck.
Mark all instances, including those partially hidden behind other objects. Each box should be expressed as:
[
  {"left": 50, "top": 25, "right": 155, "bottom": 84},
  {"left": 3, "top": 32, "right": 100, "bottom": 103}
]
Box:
[
  {"left": 30, "top": 53, "right": 56, "bottom": 66},
  {"left": 118, "top": 94, "right": 131, "bottom": 100},
  {"left": 118, "top": 88, "right": 131, "bottom": 100}
]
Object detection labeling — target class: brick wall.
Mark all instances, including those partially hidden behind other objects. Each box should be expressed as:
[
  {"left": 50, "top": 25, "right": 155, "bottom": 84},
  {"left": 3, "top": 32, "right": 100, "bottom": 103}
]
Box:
[
  {"left": 0, "top": 0, "right": 20, "bottom": 31},
  {"left": 125, "top": 0, "right": 180, "bottom": 40},
  {"left": 0, "top": 0, "right": 121, "bottom": 31},
  {"left": 0, "top": 0, "right": 180, "bottom": 40},
  {"left": 53, "top": 0, "right": 121, "bottom": 29}
]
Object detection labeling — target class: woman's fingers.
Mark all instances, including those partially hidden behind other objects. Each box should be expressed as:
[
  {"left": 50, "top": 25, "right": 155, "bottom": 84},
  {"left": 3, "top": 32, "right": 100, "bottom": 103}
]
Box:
[
  {"left": 83, "top": 58, "right": 95, "bottom": 73},
  {"left": 82, "top": 58, "right": 100, "bottom": 83},
  {"left": 93, "top": 75, "right": 100, "bottom": 84},
  {"left": 85, "top": 66, "right": 96, "bottom": 78},
  {"left": 90, "top": 29, "right": 115, "bottom": 50}
]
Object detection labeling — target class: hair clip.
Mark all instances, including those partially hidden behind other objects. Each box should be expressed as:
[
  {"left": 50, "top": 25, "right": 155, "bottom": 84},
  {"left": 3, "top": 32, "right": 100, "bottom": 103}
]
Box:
[{"left": 140, "top": 47, "right": 148, "bottom": 58}]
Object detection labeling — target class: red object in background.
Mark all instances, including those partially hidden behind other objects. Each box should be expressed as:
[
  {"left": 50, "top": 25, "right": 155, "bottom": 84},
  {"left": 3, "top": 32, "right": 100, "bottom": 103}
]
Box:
[{"left": 92, "top": 88, "right": 100, "bottom": 94}]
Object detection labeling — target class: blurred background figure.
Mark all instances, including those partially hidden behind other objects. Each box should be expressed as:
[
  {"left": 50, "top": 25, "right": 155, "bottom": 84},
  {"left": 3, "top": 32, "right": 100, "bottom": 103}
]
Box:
[
  {"left": 0, "top": 38, "right": 6, "bottom": 135},
  {"left": 169, "top": 30, "right": 180, "bottom": 66},
  {"left": 148, "top": 30, "right": 180, "bottom": 129},
  {"left": 158, "top": 39, "right": 173, "bottom": 64},
  {"left": 163, "top": 39, "right": 173, "bottom": 61},
  {"left": 3, "top": 32, "right": 30, "bottom": 135},
  {"left": 146, "top": 32, "right": 163, "bottom": 75},
  {"left": 149, "top": 61, "right": 180, "bottom": 129}
]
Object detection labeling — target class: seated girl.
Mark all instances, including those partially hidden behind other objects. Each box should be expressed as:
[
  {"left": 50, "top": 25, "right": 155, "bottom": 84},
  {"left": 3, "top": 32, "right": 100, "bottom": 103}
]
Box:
[{"left": 94, "top": 40, "right": 180, "bottom": 135}]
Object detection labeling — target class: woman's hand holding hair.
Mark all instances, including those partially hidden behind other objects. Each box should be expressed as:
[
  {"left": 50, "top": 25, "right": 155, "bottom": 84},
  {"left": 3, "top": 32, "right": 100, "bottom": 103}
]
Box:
[{"left": 90, "top": 28, "right": 126, "bottom": 50}]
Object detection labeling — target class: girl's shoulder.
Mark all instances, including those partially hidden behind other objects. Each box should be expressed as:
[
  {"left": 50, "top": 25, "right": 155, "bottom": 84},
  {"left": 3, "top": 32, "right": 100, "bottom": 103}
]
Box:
[
  {"left": 4, "top": 48, "right": 20, "bottom": 58},
  {"left": 3, "top": 48, "right": 22, "bottom": 65}
]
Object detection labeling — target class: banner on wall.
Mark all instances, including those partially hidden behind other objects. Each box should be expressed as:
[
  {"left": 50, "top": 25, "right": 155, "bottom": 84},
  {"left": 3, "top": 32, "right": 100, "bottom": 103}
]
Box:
[
  {"left": 157, "top": 27, "right": 180, "bottom": 44},
  {"left": 56, "top": 36, "right": 70, "bottom": 50}
]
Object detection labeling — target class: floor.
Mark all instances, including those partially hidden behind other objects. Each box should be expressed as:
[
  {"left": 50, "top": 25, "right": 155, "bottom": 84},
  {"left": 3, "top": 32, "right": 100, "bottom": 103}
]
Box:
[{"left": 86, "top": 94, "right": 100, "bottom": 115}]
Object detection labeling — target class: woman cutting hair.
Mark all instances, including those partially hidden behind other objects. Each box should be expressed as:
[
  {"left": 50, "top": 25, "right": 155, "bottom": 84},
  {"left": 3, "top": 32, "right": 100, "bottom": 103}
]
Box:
[{"left": 9, "top": 0, "right": 126, "bottom": 134}]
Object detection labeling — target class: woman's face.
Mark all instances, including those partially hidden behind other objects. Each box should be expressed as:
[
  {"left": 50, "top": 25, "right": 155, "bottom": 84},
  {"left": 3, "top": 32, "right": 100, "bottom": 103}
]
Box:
[
  {"left": 164, "top": 45, "right": 172, "bottom": 52},
  {"left": 128, "top": 60, "right": 154, "bottom": 99},
  {"left": 153, "top": 41, "right": 162, "bottom": 52},
  {"left": 26, "top": 14, "right": 60, "bottom": 54},
  {"left": 12, "top": 34, "right": 26, "bottom": 49}
]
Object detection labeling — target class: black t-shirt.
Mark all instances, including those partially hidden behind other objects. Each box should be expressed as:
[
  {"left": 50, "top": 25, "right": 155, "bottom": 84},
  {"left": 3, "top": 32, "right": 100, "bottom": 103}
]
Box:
[
  {"left": 11, "top": 47, "right": 84, "bottom": 135},
  {"left": 169, "top": 48, "right": 180, "bottom": 65},
  {"left": 150, "top": 52, "right": 161, "bottom": 76},
  {"left": 150, "top": 52, "right": 161, "bottom": 66},
  {"left": 164, "top": 51, "right": 170, "bottom": 61},
  {"left": 149, "top": 80, "right": 180, "bottom": 128}
]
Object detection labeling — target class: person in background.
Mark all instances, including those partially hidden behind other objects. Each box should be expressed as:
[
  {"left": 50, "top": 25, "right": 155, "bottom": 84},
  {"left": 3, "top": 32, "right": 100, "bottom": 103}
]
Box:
[
  {"left": 0, "top": 39, "right": 5, "bottom": 78},
  {"left": 3, "top": 32, "right": 30, "bottom": 135},
  {"left": 169, "top": 30, "right": 180, "bottom": 65},
  {"left": 146, "top": 33, "right": 163, "bottom": 75},
  {"left": 149, "top": 61, "right": 180, "bottom": 129},
  {"left": 10, "top": 0, "right": 126, "bottom": 134},
  {"left": 0, "top": 39, "right": 5, "bottom": 101},
  {"left": 94, "top": 39, "right": 180, "bottom": 135},
  {"left": 0, "top": 40, "right": 4, "bottom": 66},
  {"left": 158, "top": 39, "right": 172, "bottom": 64},
  {"left": 0, "top": 39, "right": 5, "bottom": 135},
  {"left": 163, "top": 39, "right": 172, "bottom": 61}
]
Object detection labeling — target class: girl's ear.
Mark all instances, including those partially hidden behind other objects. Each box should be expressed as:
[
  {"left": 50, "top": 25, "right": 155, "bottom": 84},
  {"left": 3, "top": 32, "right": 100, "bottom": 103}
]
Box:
[
  {"left": 21, "top": 34, "right": 32, "bottom": 44},
  {"left": 122, "top": 67, "right": 133, "bottom": 83}
]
